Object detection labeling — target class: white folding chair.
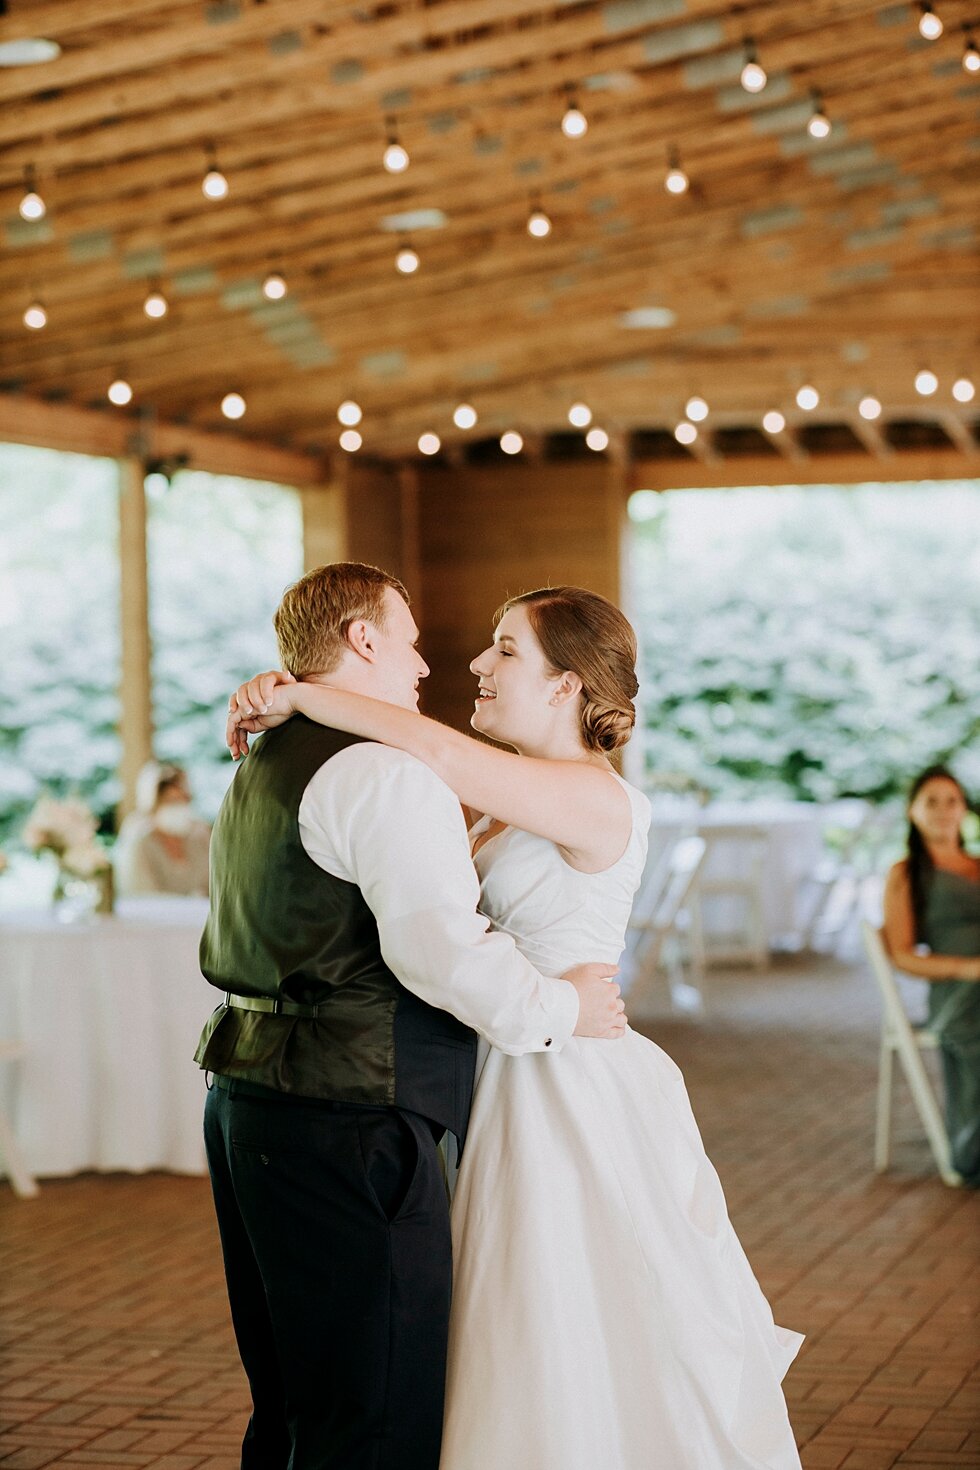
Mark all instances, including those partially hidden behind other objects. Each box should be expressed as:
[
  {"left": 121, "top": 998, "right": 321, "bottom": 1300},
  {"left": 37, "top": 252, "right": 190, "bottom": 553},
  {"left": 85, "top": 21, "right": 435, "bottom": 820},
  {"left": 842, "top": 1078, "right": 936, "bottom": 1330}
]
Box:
[
  {"left": 860, "top": 922, "right": 961, "bottom": 1188},
  {"left": 629, "top": 835, "right": 707, "bottom": 1014},
  {"left": 697, "top": 825, "right": 770, "bottom": 970},
  {"left": 0, "top": 1041, "right": 39, "bottom": 1199}
]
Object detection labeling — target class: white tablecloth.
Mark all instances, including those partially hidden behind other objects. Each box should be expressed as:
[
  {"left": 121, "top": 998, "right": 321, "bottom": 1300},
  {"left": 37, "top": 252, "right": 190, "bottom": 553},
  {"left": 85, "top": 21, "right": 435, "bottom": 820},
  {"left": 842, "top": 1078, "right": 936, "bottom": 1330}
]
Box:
[
  {"left": 647, "top": 798, "right": 824, "bottom": 948},
  {"left": 0, "top": 896, "right": 213, "bottom": 1178}
]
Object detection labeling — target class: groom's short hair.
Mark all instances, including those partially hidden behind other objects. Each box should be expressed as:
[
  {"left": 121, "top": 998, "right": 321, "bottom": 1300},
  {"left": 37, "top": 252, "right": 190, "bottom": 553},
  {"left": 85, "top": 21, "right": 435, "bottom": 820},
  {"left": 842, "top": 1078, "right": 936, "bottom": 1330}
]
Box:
[{"left": 274, "top": 562, "right": 410, "bottom": 677}]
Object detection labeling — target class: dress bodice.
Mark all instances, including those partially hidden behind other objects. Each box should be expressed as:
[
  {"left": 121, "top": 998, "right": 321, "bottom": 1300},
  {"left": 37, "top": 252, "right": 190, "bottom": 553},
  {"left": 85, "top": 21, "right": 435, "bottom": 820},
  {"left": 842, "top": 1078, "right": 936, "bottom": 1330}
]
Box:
[
  {"left": 921, "top": 869, "right": 980, "bottom": 958},
  {"left": 470, "top": 773, "right": 651, "bottom": 977}
]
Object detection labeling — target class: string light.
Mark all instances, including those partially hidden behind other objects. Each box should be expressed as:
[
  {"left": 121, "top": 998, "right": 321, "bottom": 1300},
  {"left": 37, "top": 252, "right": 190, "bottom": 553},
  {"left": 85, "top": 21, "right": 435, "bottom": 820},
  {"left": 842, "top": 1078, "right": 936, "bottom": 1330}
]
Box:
[
  {"left": 952, "top": 377, "right": 975, "bottom": 403},
  {"left": 396, "top": 245, "right": 420, "bottom": 274},
  {"left": 202, "top": 147, "right": 229, "bottom": 200},
  {"left": 453, "top": 403, "right": 478, "bottom": 429},
  {"left": 796, "top": 384, "right": 819, "bottom": 410},
  {"left": 338, "top": 400, "right": 362, "bottom": 426},
  {"left": 561, "top": 96, "right": 588, "bottom": 139},
  {"left": 585, "top": 427, "right": 609, "bottom": 451},
  {"left": 674, "top": 421, "right": 698, "bottom": 444},
  {"left": 23, "top": 299, "right": 47, "bottom": 330},
  {"left": 221, "top": 391, "right": 246, "bottom": 419},
  {"left": 665, "top": 147, "right": 689, "bottom": 195},
  {"left": 858, "top": 395, "right": 882, "bottom": 420},
  {"left": 740, "top": 40, "right": 767, "bottom": 94},
  {"left": 685, "top": 395, "right": 709, "bottom": 422},
  {"left": 963, "top": 36, "right": 980, "bottom": 72},
  {"left": 418, "top": 432, "right": 441, "bottom": 456},
  {"left": 568, "top": 402, "right": 592, "bottom": 427},
  {"left": 262, "top": 270, "right": 287, "bottom": 301},
  {"left": 807, "top": 93, "right": 832, "bottom": 140},
  {"left": 500, "top": 431, "right": 523, "bottom": 454},
  {"left": 107, "top": 378, "right": 133, "bottom": 406},
  {"left": 762, "top": 410, "right": 785, "bottom": 433},
  {"left": 143, "top": 286, "right": 168, "bottom": 319},
  {"left": 918, "top": 4, "right": 943, "bottom": 40},
  {"left": 383, "top": 119, "right": 409, "bottom": 173},
  {"left": 19, "top": 167, "right": 45, "bottom": 221},
  {"left": 339, "top": 429, "right": 362, "bottom": 452},
  {"left": 914, "top": 369, "right": 938, "bottom": 395},
  {"left": 527, "top": 206, "right": 552, "bottom": 238}
]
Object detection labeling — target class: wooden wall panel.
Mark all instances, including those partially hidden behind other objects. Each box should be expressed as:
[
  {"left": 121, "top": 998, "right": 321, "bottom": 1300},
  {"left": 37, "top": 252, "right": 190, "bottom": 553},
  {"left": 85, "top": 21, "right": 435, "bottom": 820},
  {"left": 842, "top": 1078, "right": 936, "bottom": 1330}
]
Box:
[{"left": 416, "top": 461, "right": 623, "bottom": 730}]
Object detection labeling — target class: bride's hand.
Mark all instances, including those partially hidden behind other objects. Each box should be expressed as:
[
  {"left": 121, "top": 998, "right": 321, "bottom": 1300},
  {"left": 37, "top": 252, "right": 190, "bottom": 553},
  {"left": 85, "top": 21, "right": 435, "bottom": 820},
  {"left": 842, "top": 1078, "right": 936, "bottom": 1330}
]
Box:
[{"left": 226, "top": 670, "right": 298, "bottom": 759}]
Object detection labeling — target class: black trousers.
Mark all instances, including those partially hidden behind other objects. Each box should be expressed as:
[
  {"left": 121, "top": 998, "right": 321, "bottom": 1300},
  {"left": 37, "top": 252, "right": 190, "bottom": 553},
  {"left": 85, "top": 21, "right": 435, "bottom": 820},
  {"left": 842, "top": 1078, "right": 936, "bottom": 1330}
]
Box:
[{"left": 204, "top": 1079, "right": 452, "bottom": 1470}]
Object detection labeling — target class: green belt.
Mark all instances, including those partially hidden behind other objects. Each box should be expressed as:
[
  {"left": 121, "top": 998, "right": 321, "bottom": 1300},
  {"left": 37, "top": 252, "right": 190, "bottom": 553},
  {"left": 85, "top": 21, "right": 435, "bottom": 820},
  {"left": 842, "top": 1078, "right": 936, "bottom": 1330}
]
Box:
[{"left": 224, "top": 992, "right": 322, "bottom": 1019}]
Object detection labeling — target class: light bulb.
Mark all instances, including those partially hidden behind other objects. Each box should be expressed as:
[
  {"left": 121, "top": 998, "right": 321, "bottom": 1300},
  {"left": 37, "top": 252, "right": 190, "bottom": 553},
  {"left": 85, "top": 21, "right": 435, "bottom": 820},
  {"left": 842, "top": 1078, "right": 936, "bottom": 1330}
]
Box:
[
  {"left": 674, "top": 421, "right": 698, "bottom": 445},
  {"left": 568, "top": 402, "right": 592, "bottom": 428},
  {"left": 339, "top": 429, "right": 362, "bottom": 452},
  {"left": 796, "top": 384, "right": 819, "bottom": 410},
  {"left": 665, "top": 164, "right": 689, "bottom": 195},
  {"left": 202, "top": 166, "right": 229, "bottom": 200},
  {"left": 143, "top": 288, "right": 168, "bottom": 319},
  {"left": 418, "top": 432, "right": 441, "bottom": 456},
  {"left": 585, "top": 427, "right": 609, "bottom": 451},
  {"left": 762, "top": 410, "right": 785, "bottom": 433},
  {"left": 858, "top": 396, "right": 881, "bottom": 420},
  {"left": 914, "top": 369, "right": 938, "bottom": 396},
  {"left": 23, "top": 300, "right": 47, "bottom": 330},
  {"left": 807, "top": 106, "right": 831, "bottom": 140},
  {"left": 685, "top": 395, "right": 709, "bottom": 422},
  {"left": 453, "top": 403, "right": 477, "bottom": 430},
  {"left": 396, "top": 246, "right": 420, "bottom": 274},
  {"left": 561, "top": 105, "right": 588, "bottom": 139},
  {"left": 527, "top": 208, "right": 552, "bottom": 238},
  {"left": 918, "top": 4, "right": 943, "bottom": 40},
  {"left": 338, "top": 400, "right": 362, "bottom": 426},
  {"left": 221, "top": 391, "right": 246, "bottom": 419},
  {"left": 262, "top": 271, "right": 287, "bottom": 301},
  {"left": 964, "top": 38, "right": 980, "bottom": 71},
  {"left": 740, "top": 46, "right": 767, "bottom": 93},
  {"left": 19, "top": 188, "right": 45, "bottom": 221},
  {"left": 500, "top": 431, "right": 523, "bottom": 455},
  {"left": 952, "top": 377, "right": 975, "bottom": 403},
  {"left": 108, "top": 378, "right": 133, "bottom": 406},
  {"left": 383, "top": 141, "right": 409, "bottom": 173}
]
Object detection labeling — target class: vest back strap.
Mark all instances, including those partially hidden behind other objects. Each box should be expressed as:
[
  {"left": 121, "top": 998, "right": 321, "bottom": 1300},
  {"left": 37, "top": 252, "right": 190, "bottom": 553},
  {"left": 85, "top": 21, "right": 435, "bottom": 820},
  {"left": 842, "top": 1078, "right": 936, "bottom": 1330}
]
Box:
[{"left": 224, "top": 992, "right": 322, "bottom": 1019}]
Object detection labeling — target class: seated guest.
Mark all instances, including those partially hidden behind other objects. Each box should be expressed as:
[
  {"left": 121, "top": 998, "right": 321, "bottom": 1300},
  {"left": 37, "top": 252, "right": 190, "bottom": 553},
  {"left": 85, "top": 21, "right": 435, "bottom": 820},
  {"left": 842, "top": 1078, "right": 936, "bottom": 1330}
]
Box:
[
  {"left": 115, "top": 761, "right": 210, "bottom": 897},
  {"left": 883, "top": 765, "right": 980, "bottom": 1186}
]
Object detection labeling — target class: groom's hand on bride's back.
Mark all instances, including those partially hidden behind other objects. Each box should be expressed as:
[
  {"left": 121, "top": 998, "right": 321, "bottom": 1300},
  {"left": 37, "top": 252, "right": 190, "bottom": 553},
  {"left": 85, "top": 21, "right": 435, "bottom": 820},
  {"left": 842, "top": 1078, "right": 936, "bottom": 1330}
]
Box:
[{"left": 562, "top": 963, "right": 628, "bottom": 1039}]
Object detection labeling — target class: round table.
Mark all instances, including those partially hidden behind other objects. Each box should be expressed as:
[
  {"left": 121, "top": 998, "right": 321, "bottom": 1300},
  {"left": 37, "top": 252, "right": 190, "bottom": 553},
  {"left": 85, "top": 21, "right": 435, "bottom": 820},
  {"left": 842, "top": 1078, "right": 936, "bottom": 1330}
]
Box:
[{"left": 0, "top": 896, "right": 214, "bottom": 1178}]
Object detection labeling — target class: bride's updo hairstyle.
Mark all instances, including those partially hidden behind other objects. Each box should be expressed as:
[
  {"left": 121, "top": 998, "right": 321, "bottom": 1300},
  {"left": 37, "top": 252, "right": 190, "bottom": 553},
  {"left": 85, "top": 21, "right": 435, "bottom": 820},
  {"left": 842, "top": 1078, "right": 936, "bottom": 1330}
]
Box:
[{"left": 498, "top": 587, "right": 639, "bottom": 753}]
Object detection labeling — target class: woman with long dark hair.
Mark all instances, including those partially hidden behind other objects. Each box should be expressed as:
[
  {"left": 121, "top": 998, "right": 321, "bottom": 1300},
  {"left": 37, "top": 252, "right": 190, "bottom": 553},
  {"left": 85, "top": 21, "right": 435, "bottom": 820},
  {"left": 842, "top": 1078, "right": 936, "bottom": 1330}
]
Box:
[{"left": 883, "top": 765, "right": 980, "bottom": 1186}]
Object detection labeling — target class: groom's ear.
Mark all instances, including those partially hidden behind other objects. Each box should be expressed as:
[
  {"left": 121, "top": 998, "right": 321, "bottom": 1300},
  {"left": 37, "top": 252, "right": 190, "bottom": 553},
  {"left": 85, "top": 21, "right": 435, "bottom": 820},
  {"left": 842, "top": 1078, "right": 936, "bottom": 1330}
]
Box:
[{"left": 346, "top": 617, "right": 381, "bottom": 663}]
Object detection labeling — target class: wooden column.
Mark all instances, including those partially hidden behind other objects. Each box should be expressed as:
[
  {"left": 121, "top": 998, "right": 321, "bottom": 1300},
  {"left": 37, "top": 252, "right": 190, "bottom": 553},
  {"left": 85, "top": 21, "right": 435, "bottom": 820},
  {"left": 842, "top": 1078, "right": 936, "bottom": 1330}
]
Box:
[
  {"left": 300, "top": 460, "right": 350, "bottom": 571},
  {"left": 117, "top": 456, "right": 154, "bottom": 820}
]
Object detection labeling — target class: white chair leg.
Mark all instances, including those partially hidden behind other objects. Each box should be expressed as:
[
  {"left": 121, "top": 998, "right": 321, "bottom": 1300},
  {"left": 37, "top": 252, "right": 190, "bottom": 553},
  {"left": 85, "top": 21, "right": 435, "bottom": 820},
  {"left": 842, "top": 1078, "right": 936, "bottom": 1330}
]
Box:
[
  {"left": 0, "top": 1110, "right": 39, "bottom": 1199},
  {"left": 894, "top": 1034, "right": 962, "bottom": 1186},
  {"left": 874, "top": 1039, "right": 893, "bottom": 1172}
]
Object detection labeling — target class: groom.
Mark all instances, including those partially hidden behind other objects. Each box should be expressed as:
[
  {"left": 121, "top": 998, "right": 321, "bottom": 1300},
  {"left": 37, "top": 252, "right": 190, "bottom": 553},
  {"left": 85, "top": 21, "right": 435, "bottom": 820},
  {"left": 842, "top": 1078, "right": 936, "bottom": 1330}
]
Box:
[{"left": 195, "top": 562, "right": 626, "bottom": 1470}]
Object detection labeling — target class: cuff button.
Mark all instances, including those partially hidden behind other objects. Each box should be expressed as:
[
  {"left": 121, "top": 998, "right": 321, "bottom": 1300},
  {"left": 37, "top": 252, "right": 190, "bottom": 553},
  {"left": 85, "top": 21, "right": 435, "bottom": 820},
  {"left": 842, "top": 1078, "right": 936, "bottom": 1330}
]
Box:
[{"left": 544, "top": 1037, "right": 552, "bottom": 1047}]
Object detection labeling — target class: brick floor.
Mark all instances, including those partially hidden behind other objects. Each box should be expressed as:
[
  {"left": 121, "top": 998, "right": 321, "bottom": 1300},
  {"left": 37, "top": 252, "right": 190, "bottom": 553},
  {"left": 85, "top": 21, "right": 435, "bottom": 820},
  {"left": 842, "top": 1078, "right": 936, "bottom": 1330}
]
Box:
[{"left": 1, "top": 953, "right": 977, "bottom": 1468}]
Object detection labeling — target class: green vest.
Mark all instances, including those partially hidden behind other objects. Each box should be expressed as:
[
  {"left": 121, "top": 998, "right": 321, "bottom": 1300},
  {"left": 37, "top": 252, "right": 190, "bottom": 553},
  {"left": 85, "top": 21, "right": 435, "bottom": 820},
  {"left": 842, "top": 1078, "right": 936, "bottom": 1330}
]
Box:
[{"left": 194, "top": 716, "right": 476, "bottom": 1138}]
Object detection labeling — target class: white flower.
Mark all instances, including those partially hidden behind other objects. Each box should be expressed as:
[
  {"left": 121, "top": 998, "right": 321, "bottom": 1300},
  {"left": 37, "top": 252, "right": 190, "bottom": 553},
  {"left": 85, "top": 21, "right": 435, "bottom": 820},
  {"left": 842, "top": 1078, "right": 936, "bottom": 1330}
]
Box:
[{"left": 62, "top": 843, "right": 110, "bottom": 878}]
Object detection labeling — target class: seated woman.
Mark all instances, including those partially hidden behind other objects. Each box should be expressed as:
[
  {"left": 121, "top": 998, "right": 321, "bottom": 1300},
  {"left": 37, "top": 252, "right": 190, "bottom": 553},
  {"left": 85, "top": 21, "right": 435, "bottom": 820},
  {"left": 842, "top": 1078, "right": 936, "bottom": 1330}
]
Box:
[
  {"left": 114, "top": 761, "right": 210, "bottom": 897},
  {"left": 883, "top": 765, "right": 980, "bottom": 1186}
]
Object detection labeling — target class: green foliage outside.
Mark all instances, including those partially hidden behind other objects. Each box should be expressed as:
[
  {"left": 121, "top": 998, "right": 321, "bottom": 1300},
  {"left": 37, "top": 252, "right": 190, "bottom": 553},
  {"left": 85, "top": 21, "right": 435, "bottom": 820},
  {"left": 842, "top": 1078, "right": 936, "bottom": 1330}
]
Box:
[
  {"left": 0, "top": 444, "right": 302, "bottom": 845},
  {"left": 630, "top": 482, "right": 980, "bottom": 805}
]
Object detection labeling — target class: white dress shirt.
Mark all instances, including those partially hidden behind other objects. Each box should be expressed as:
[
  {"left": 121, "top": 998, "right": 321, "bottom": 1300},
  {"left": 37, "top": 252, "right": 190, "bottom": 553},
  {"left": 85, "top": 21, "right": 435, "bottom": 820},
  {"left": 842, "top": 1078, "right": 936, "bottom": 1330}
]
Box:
[{"left": 298, "top": 742, "right": 579, "bottom": 1054}]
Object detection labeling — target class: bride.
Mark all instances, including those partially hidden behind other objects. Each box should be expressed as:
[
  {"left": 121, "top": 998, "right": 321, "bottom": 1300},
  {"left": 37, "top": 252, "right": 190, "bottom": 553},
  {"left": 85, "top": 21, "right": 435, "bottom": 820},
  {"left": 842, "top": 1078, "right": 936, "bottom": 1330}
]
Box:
[{"left": 228, "top": 584, "right": 803, "bottom": 1470}]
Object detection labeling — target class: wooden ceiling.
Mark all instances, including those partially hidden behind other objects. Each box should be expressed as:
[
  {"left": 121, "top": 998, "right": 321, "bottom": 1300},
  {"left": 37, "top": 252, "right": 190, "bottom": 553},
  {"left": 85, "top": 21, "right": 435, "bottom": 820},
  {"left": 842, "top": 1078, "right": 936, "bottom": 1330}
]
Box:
[{"left": 1, "top": 0, "right": 978, "bottom": 466}]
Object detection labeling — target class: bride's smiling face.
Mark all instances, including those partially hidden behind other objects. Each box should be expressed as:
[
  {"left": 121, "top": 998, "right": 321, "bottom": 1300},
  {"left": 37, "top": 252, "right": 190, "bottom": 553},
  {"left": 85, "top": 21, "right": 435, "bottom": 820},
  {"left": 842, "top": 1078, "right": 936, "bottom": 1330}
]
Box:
[{"left": 469, "top": 606, "right": 568, "bottom": 747}]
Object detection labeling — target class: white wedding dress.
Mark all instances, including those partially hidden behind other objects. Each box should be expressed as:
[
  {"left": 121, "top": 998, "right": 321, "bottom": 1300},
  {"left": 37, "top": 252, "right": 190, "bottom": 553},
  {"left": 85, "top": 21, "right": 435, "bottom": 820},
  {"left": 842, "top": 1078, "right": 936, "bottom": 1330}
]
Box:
[{"left": 441, "top": 773, "right": 803, "bottom": 1470}]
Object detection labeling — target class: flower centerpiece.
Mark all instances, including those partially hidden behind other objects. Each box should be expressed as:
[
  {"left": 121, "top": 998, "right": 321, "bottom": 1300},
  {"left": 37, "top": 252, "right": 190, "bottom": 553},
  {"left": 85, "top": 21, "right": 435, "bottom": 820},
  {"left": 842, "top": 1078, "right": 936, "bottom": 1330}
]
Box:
[{"left": 22, "top": 796, "right": 114, "bottom": 914}]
